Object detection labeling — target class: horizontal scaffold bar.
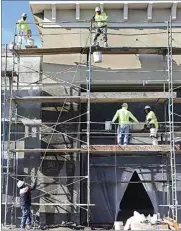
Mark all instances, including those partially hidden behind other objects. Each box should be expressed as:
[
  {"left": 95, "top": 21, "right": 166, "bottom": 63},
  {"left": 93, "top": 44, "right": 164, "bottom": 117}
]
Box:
[
  {"left": 11, "top": 92, "right": 181, "bottom": 103},
  {"left": 12, "top": 145, "right": 180, "bottom": 153},
  {"left": 14, "top": 46, "right": 181, "bottom": 56}
]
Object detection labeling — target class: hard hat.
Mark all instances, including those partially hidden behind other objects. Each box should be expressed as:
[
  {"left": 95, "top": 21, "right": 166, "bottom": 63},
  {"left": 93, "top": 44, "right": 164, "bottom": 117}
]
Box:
[
  {"left": 17, "top": 180, "right": 24, "bottom": 188},
  {"left": 22, "top": 13, "right": 27, "bottom": 17},
  {"left": 144, "top": 105, "right": 151, "bottom": 110},
  {"left": 122, "top": 103, "right": 128, "bottom": 108},
  {"left": 95, "top": 7, "right": 101, "bottom": 12}
]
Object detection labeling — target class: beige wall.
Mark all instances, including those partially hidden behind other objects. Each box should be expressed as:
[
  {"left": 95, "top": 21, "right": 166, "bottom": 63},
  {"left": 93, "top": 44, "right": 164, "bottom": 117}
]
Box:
[
  {"left": 39, "top": 26, "right": 181, "bottom": 85},
  {"left": 44, "top": 8, "right": 181, "bottom": 23},
  {"left": 38, "top": 8, "right": 181, "bottom": 79}
]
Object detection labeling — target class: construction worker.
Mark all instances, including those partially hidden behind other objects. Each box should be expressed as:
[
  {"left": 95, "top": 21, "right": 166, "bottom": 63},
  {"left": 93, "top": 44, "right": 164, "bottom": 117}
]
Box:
[
  {"left": 144, "top": 105, "right": 159, "bottom": 145},
  {"left": 17, "top": 179, "right": 37, "bottom": 230},
  {"left": 112, "top": 103, "right": 139, "bottom": 145},
  {"left": 17, "top": 13, "right": 31, "bottom": 47},
  {"left": 92, "top": 7, "right": 108, "bottom": 48}
]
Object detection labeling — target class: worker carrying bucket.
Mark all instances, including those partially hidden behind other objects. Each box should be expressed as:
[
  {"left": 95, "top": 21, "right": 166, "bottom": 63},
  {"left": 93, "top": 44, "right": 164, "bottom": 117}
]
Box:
[
  {"left": 92, "top": 7, "right": 108, "bottom": 48},
  {"left": 17, "top": 13, "right": 33, "bottom": 48}
]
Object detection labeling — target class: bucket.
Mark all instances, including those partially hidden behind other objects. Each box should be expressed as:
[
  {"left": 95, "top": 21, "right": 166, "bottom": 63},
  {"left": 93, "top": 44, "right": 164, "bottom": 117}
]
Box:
[
  {"left": 8, "top": 42, "right": 15, "bottom": 50},
  {"left": 26, "top": 38, "right": 34, "bottom": 46},
  {"left": 105, "top": 121, "right": 112, "bottom": 131},
  {"left": 114, "top": 221, "right": 123, "bottom": 230},
  {"left": 93, "top": 51, "right": 102, "bottom": 63}
]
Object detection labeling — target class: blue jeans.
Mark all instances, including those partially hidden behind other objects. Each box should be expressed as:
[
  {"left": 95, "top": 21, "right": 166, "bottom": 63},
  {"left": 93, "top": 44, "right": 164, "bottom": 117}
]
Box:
[
  {"left": 21, "top": 205, "right": 31, "bottom": 228},
  {"left": 117, "top": 124, "right": 130, "bottom": 145}
]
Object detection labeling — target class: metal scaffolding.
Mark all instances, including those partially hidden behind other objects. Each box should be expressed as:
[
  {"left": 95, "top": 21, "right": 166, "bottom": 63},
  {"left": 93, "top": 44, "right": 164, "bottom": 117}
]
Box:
[
  {"left": 1, "top": 18, "right": 181, "bottom": 228},
  {"left": 167, "top": 18, "right": 178, "bottom": 221}
]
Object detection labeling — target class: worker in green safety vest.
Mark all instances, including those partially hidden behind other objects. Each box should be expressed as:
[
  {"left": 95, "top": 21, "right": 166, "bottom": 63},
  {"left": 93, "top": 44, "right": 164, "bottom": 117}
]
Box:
[
  {"left": 112, "top": 103, "right": 139, "bottom": 145},
  {"left": 17, "top": 13, "right": 31, "bottom": 47},
  {"left": 92, "top": 7, "right": 108, "bottom": 48},
  {"left": 144, "top": 105, "right": 159, "bottom": 145}
]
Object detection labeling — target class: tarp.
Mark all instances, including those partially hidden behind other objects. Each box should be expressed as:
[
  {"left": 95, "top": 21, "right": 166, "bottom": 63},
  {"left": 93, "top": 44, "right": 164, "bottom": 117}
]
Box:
[{"left": 90, "top": 155, "right": 181, "bottom": 223}]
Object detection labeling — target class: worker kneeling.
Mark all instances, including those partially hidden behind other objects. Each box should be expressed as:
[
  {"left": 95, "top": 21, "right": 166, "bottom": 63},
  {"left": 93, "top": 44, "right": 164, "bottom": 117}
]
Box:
[
  {"left": 112, "top": 103, "right": 139, "bottom": 145},
  {"left": 144, "top": 105, "right": 159, "bottom": 145}
]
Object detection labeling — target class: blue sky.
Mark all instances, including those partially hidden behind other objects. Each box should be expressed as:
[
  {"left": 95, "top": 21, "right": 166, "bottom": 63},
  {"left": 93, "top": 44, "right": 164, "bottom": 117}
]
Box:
[{"left": 2, "top": 0, "right": 41, "bottom": 46}]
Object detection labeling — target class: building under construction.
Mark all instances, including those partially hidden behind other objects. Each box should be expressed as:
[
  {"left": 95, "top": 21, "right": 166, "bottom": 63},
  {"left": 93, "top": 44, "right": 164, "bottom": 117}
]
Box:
[{"left": 1, "top": 0, "right": 181, "bottom": 229}]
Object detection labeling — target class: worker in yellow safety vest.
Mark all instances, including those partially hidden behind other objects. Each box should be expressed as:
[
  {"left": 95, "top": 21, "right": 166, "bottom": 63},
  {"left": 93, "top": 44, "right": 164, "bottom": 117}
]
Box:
[
  {"left": 92, "top": 7, "right": 108, "bottom": 47},
  {"left": 17, "top": 13, "right": 31, "bottom": 47},
  {"left": 144, "top": 105, "right": 159, "bottom": 145},
  {"left": 112, "top": 103, "right": 139, "bottom": 145}
]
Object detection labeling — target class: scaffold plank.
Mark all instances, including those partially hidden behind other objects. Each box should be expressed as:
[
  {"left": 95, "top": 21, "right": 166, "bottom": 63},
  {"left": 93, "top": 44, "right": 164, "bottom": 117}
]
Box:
[
  {"left": 12, "top": 145, "right": 180, "bottom": 153},
  {"left": 13, "top": 148, "right": 81, "bottom": 153},
  {"left": 81, "top": 92, "right": 176, "bottom": 103},
  {"left": 84, "top": 145, "right": 180, "bottom": 153},
  {"left": 11, "top": 92, "right": 178, "bottom": 103},
  {"left": 12, "top": 96, "right": 81, "bottom": 103},
  {"left": 14, "top": 46, "right": 181, "bottom": 55}
]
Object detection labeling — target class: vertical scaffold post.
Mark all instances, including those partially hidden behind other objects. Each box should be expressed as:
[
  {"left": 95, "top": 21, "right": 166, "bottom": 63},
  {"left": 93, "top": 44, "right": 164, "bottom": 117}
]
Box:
[
  {"left": 86, "top": 20, "right": 93, "bottom": 226},
  {"left": 4, "top": 24, "right": 17, "bottom": 226},
  {"left": 2, "top": 44, "right": 8, "bottom": 174},
  {"left": 4, "top": 58, "right": 14, "bottom": 227},
  {"left": 167, "top": 17, "right": 178, "bottom": 221}
]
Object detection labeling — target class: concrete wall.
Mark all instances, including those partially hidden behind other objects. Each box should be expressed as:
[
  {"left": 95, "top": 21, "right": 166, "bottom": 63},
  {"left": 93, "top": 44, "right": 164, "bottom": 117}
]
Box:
[
  {"left": 1, "top": 52, "right": 42, "bottom": 226},
  {"left": 2, "top": 51, "right": 82, "bottom": 225},
  {"left": 37, "top": 7, "right": 181, "bottom": 224},
  {"left": 1, "top": 4, "right": 181, "bottom": 226}
]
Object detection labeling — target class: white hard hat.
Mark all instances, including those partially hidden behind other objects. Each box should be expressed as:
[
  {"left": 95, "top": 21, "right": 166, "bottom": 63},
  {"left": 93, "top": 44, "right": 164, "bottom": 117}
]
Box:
[
  {"left": 144, "top": 105, "right": 151, "bottom": 110},
  {"left": 22, "top": 13, "right": 27, "bottom": 17},
  {"left": 122, "top": 103, "right": 128, "bottom": 108},
  {"left": 17, "top": 180, "right": 24, "bottom": 188},
  {"left": 95, "top": 7, "right": 101, "bottom": 12}
]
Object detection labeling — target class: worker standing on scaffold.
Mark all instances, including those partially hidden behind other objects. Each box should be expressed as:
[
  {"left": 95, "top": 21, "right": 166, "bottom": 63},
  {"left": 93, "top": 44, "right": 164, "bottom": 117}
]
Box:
[
  {"left": 144, "top": 105, "right": 159, "bottom": 145},
  {"left": 92, "top": 7, "right": 108, "bottom": 48},
  {"left": 112, "top": 103, "right": 139, "bottom": 145},
  {"left": 17, "top": 13, "right": 31, "bottom": 48},
  {"left": 17, "top": 178, "right": 37, "bottom": 230}
]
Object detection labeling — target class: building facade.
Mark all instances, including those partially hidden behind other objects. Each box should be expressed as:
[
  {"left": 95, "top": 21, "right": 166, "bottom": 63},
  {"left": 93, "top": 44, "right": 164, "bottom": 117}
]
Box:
[{"left": 2, "top": 1, "right": 181, "bottom": 227}]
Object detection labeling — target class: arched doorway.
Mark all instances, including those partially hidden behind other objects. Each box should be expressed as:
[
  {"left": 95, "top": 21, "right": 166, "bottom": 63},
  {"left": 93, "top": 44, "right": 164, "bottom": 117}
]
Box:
[{"left": 117, "top": 171, "right": 154, "bottom": 224}]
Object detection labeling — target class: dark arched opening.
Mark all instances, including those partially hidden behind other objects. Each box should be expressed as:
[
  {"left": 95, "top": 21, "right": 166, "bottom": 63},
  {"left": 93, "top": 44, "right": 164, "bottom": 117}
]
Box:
[{"left": 117, "top": 171, "right": 154, "bottom": 224}]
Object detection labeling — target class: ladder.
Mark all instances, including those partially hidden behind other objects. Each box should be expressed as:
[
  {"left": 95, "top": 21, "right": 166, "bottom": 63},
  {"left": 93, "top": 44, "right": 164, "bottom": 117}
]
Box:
[{"left": 167, "top": 18, "right": 178, "bottom": 221}]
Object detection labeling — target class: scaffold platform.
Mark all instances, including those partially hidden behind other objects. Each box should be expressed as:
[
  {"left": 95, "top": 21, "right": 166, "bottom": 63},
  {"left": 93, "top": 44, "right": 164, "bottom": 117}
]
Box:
[
  {"left": 14, "top": 46, "right": 181, "bottom": 55},
  {"left": 10, "top": 92, "right": 181, "bottom": 103},
  {"left": 12, "top": 145, "right": 180, "bottom": 154}
]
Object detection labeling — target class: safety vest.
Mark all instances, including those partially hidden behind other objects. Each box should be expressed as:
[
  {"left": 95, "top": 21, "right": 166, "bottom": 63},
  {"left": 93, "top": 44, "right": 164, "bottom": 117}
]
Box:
[
  {"left": 95, "top": 12, "right": 108, "bottom": 27},
  {"left": 17, "top": 18, "right": 30, "bottom": 32},
  {"left": 146, "top": 111, "right": 159, "bottom": 129},
  {"left": 112, "top": 108, "right": 138, "bottom": 125}
]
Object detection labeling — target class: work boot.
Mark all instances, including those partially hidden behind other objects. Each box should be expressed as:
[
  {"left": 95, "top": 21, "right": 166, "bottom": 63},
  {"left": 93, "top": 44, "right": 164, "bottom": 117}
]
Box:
[{"left": 104, "top": 42, "right": 108, "bottom": 48}]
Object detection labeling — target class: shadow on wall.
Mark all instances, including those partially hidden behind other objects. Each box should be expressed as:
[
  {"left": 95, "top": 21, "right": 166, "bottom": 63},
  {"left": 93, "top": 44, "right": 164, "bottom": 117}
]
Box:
[{"left": 42, "top": 53, "right": 181, "bottom": 84}]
